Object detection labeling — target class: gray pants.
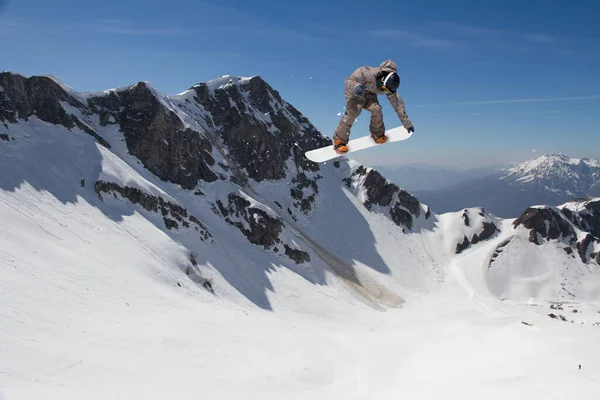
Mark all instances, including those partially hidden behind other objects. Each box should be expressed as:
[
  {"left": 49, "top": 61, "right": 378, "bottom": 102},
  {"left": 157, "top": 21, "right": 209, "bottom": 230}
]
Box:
[{"left": 333, "top": 93, "right": 384, "bottom": 144}]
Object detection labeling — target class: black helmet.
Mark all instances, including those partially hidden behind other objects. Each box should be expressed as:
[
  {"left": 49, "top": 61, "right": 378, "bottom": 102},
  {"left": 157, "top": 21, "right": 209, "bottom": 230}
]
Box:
[{"left": 377, "top": 71, "right": 400, "bottom": 93}]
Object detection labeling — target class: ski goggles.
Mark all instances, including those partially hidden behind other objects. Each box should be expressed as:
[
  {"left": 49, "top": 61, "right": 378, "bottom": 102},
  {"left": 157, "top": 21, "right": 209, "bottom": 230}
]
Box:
[{"left": 380, "top": 72, "right": 399, "bottom": 94}]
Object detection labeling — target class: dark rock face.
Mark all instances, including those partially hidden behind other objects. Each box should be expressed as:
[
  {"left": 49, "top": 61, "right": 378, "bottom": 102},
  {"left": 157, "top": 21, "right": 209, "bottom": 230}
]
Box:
[
  {"left": 361, "top": 167, "right": 396, "bottom": 209},
  {"left": 396, "top": 190, "right": 421, "bottom": 218},
  {"left": 564, "top": 200, "right": 600, "bottom": 239},
  {"left": 216, "top": 192, "right": 311, "bottom": 262},
  {"left": 94, "top": 82, "right": 218, "bottom": 189},
  {"left": 290, "top": 172, "right": 321, "bottom": 214},
  {"left": 352, "top": 166, "right": 421, "bottom": 230},
  {"left": 88, "top": 90, "right": 122, "bottom": 124},
  {"left": 513, "top": 203, "right": 600, "bottom": 263},
  {"left": 390, "top": 207, "right": 414, "bottom": 229},
  {"left": 462, "top": 210, "right": 470, "bottom": 227},
  {"left": 0, "top": 88, "right": 15, "bottom": 125},
  {"left": 577, "top": 234, "right": 594, "bottom": 263},
  {"left": 0, "top": 73, "right": 76, "bottom": 125},
  {"left": 95, "top": 180, "right": 211, "bottom": 240},
  {"left": 217, "top": 193, "right": 283, "bottom": 248},
  {"left": 455, "top": 222, "right": 499, "bottom": 254},
  {"left": 163, "top": 217, "right": 179, "bottom": 230},
  {"left": 0, "top": 73, "right": 110, "bottom": 147},
  {"left": 488, "top": 239, "right": 511, "bottom": 268},
  {"left": 513, "top": 207, "right": 577, "bottom": 245},
  {"left": 455, "top": 211, "right": 499, "bottom": 254},
  {"left": 191, "top": 77, "right": 330, "bottom": 182},
  {"left": 472, "top": 222, "right": 498, "bottom": 244},
  {"left": 456, "top": 236, "right": 470, "bottom": 254},
  {"left": 284, "top": 244, "right": 311, "bottom": 264}
]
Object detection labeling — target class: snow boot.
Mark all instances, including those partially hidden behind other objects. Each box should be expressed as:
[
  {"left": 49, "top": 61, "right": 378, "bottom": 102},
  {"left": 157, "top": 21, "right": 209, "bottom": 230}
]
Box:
[
  {"left": 334, "top": 139, "right": 348, "bottom": 154},
  {"left": 371, "top": 133, "right": 388, "bottom": 144}
]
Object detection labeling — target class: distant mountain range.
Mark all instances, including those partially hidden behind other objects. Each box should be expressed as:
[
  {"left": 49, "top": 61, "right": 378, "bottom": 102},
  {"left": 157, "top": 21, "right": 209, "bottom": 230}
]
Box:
[
  {"left": 414, "top": 153, "right": 600, "bottom": 218},
  {"left": 373, "top": 163, "right": 505, "bottom": 191}
]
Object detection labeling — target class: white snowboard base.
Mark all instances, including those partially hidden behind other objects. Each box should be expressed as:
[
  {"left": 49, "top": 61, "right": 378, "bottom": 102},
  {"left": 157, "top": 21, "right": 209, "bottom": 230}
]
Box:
[{"left": 305, "top": 126, "right": 413, "bottom": 163}]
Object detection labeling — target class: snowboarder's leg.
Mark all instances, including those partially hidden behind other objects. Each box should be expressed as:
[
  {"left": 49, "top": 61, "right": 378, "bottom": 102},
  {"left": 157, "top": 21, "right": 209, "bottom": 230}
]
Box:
[
  {"left": 365, "top": 95, "right": 387, "bottom": 143},
  {"left": 365, "top": 95, "right": 385, "bottom": 138},
  {"left": 333, "top": 97, "right": 364, "bottom": 144}
]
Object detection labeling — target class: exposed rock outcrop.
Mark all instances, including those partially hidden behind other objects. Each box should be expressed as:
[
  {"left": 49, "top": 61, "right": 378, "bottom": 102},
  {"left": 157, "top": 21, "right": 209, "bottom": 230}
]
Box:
[
  {"left": 290, "top": 172, "right": 321, "bottom": 214},
  {"left": 95, "top": 180, "right": 211, "bottom": 241},
  {"left": 455, "top": 208, "right": 499, "bottom": 254},
  {"left": 514, "top": 202, "right": 600, "bottom": 264},
  {"left": 216, "top": 192, "right": 310, "bottom": 263},
  {"left": 216, "top": 193, "right": 284, "bottom": 248},
  {"left": 577, "top": 233, "right": 594, "bottom": 263},
  {"left": 561, "top": 199, "right": 600, "bottom": 239},
  {"left": 513, "top": 207, "right": 577, "bottom": 245},
  {"left": 488, "top": 239, "right": 511, "bottom": 268},
  {"left": 190, "top": 77, "right": 329, "bottom": 182},
  {"left": 95, "top": 82, "right": 218, "bottom": 189},
  {"left": 284, "top": 244, "right": 311, "bottom": 264},
  {"left": 0, "top": 73, "right": 110, "bottom": 147},
  {"left": 351, "top": 166, "right": 421, "bottom": 230}
]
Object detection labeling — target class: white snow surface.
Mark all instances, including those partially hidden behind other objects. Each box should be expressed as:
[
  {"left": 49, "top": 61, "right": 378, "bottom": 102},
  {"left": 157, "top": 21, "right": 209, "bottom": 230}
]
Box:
[{"left": 1, "top": 85, "right": 600, "bottom": 399}]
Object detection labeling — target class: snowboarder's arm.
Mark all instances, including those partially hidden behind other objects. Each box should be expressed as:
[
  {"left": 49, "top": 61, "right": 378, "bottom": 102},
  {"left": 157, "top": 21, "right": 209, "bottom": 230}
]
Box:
[
  {"left": 387, "top": 92, "right": 413, "bottom": 130},
  {"left": 344, "top": 67, "right": 368, "bottom": 96}
]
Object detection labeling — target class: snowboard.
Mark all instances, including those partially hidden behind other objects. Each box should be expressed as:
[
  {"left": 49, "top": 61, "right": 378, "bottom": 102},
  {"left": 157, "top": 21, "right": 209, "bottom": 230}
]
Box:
[{"left": 305, "top": 126, "right": 413, "bottom": 163}]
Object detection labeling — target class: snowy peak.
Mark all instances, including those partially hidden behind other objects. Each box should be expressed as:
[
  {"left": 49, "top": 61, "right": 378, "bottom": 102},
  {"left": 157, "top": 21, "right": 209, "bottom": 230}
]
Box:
[
  {"left": 509, "top": 153, "right": 599, "bottom": 173},
  {"left": 182, "top": 74, "right": 330, "bottom": 182},
  {"left": 190, "top": 74, "right": 254, "bottom": 93},
  {"left": 503, "top": 153, "right": 600, "bottom": 196}
]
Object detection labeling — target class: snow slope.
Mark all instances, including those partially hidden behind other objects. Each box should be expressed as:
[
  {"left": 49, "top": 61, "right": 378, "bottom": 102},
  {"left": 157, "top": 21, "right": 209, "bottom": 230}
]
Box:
[
  {"left": 1, "top": 78, "right": 600, "bottom": 399},
  {"left": 3, "top": 186, "right": 599, "bottom": 399}
]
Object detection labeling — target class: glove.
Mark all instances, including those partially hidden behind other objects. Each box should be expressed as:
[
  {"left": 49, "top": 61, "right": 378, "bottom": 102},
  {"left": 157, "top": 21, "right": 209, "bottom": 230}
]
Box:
[
  {"left": 407, "top": 125, "right": 414, "bottom": 133},
  {"left": 354, "top": 85, "right": 366, "bottom": 96}
]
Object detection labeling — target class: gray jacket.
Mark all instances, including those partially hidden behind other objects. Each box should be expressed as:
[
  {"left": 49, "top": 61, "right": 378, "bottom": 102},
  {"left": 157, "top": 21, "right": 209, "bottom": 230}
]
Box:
[{"left": 344, "top": 59, "right": 413, "bottom": 129}]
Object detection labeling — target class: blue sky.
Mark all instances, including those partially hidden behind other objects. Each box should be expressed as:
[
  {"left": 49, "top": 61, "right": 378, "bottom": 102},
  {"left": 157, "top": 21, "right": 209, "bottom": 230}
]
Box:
[{"left": 1, "top": 0, "right": 599, "bottom": 168}]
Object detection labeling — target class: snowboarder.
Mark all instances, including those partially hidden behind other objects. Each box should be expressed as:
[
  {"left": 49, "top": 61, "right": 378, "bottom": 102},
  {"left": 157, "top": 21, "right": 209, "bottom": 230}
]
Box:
[{"left": 333, "top": 59, "right": 414, "bottom": 154}]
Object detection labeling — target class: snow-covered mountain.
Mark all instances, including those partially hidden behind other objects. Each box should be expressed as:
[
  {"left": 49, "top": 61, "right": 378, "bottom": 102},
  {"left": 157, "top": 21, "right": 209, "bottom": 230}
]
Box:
[
  {"left": 415, "top": 153, "right": 600, "bottom": 218},
  {"left": 503, "top": 153, "right": 600, "bottom": 196},
  {"left": 1, "top": 72, "right": 600, "bottom": 399},
  {"left": 373, "top": 163, "right": 504, "bottom": 191}
]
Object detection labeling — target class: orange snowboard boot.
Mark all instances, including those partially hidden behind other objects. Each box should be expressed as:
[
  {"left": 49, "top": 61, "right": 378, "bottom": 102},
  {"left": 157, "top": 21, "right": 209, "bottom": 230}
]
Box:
[
  {"left": 371, "top": 133, "right": 388, "bottom": 144},
  {"left": 334, "top": 139, "right": 348, "bottom": 154}
]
